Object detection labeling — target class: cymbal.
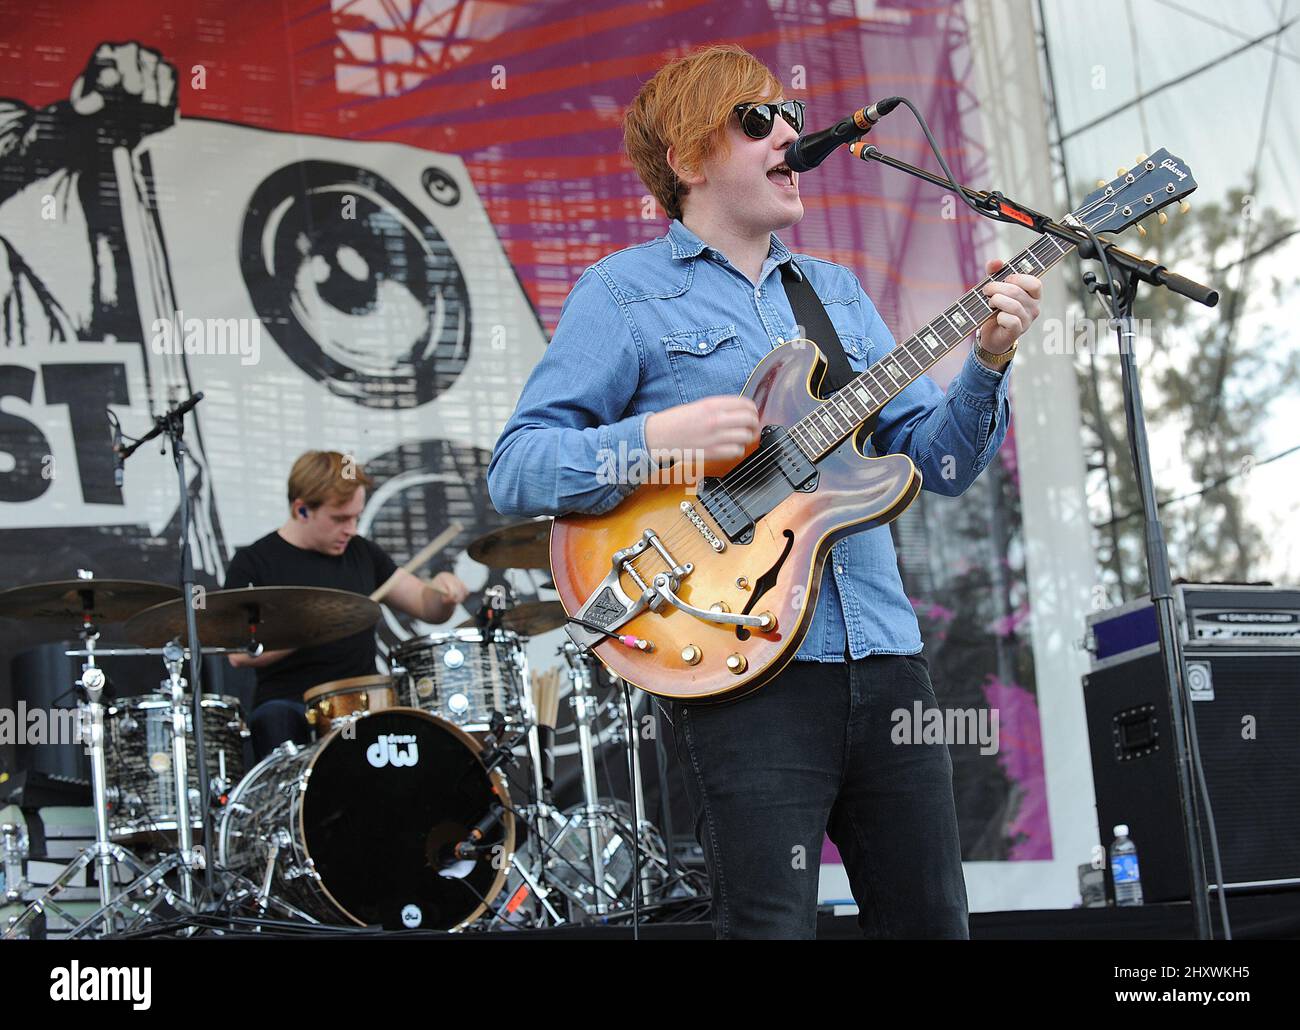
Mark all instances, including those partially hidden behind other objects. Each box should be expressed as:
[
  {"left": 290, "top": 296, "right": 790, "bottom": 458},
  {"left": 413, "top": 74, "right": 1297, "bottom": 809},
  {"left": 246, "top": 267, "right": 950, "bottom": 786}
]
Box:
[
  {"left": 124, "top": 586, "right": 381, "bottom": 650},
  {"left": 457, "top": 600, "right": 567, "bottom": 637},
  {"left": 467, "top": 520, "right": 552, "bottom": 570},
  {"left": 0, "top": 579, "right": 181, "bottom": 623}
]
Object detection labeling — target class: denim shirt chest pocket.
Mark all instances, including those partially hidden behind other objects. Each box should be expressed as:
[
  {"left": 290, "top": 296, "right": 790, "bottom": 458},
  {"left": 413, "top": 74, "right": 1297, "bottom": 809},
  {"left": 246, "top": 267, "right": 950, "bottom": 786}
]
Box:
[
  {"left": 661, "top": 323, "right": 750, "bottom": 404},
  {"left": 811, "top": 329, "right": 873, "bottom": 379},
  {"left": 838, "top": 332, "right": 872, "bottom": 369}
]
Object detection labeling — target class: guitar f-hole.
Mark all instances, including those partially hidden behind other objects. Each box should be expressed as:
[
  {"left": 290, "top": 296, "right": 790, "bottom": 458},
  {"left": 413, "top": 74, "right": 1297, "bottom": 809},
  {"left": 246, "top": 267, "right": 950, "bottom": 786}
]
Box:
[{"left": 736, "top": 529, "right": 795, "bottom": 641}]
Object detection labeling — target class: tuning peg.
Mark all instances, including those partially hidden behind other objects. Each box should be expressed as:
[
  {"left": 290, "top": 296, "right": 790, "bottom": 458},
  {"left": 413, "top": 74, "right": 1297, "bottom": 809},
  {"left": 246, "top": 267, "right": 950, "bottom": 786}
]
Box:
[
  {"left": 1179, "top": 200, "right": 1191, "bottom": 214},
  {"left": 1136, "top": 153, "right": 1148, "bottom": 163},
  {"left": 1096, "top": 179, "right": 1108, "bottom": 187},
  {"left": 1158, "top": 211, "right": 1168, "bottom": 225},
  {"left": 1117, "top": 167, "right": 1128, "bottom": 176},
  {"left": 1136, "top": 223, "right": 1147, "bottom": 237}
]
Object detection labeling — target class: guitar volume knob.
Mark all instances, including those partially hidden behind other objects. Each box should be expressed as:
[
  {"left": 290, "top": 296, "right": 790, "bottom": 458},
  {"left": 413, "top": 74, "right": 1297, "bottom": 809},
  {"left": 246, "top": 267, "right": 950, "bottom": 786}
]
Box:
[
  {"left": 681, "top": 645, "right": 702, "bottom": 666},
  {"left": 725, "top": 653, "right": 748, "bottom": 675}
]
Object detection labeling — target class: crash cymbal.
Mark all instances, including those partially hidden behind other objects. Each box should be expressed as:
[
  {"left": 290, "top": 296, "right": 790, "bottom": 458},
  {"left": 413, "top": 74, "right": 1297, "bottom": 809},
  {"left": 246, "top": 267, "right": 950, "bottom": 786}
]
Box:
[
  {"left": 467, "top": 520, "right": 552, "bottom": 570},
  {"left": 124, "top": 586, "right": 380, "bottom": 650},
  {"left": 457, "top": 600, "right": 567, "bottom": 637},
  {"left": 0, "top": 579, "right": 181, "bottom": 624}
]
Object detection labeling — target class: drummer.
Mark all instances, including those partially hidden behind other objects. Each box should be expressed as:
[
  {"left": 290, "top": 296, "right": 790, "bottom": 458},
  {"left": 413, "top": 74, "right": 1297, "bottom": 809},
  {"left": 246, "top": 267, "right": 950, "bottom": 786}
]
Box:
[{"left": 225, "top": 450, "right": 470, "bottom": 758}]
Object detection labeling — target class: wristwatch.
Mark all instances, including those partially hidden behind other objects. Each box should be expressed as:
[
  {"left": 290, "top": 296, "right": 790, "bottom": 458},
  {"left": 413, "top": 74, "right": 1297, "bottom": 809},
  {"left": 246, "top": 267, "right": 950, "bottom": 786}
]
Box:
[{"left": 974, "top": 330, "right": 1017, "bottom": 369}]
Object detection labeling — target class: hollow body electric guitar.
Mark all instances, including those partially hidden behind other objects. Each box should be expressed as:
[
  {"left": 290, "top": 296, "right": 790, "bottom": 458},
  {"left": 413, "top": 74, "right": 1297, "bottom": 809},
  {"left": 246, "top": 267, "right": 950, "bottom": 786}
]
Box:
[{"left": 551, "top": 150, "right": 1197, "bottom": 703}]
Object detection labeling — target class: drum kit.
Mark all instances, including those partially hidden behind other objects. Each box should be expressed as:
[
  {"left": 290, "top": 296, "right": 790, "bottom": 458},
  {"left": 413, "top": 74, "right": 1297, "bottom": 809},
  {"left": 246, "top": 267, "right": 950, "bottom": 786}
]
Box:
[{"left": 1, "top": 519, "right": 696, "bottom": 940}]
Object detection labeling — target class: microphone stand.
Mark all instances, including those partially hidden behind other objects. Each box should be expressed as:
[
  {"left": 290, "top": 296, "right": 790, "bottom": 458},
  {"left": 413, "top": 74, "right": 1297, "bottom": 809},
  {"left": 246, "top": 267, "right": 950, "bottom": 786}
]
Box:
[
  {"left": 117, "top": 392, "right": 216, "bottom": 900},
  {"left": 851, "top": 143, "right": 1219, "bottom": 939}
]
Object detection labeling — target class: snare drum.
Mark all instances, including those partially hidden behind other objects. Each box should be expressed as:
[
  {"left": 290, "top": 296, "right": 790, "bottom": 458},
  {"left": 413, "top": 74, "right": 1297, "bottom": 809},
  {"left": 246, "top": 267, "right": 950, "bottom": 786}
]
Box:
[
  {"left": 390, "top": 629, "right": 526, "bottom": 729},
  {"left": 219, "top": 707, "right": 514, "bottom": 930},
  {"left": 303, "top": 674, "right": 396, "bottom": 735},
  {"left": 105, "top": 693, "right": 248, "bottom": 844}
]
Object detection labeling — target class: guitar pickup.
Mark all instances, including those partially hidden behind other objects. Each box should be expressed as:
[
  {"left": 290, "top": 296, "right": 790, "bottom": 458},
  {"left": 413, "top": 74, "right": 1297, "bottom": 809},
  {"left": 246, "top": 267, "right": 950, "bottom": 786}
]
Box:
[{"left": 697, "top": 426, "right": 816, "bottom": 544}]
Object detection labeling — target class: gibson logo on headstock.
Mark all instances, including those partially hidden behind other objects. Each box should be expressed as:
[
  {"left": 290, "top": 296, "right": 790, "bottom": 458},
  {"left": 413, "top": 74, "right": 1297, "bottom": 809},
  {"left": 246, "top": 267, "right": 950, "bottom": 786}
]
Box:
[{"left": 1160, "top": 158, "right": 1187, "bottom": 181}]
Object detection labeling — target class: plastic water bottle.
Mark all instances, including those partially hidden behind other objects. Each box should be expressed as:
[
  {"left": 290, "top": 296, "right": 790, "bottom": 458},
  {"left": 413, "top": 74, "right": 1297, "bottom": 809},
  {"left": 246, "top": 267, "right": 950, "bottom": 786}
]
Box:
[{"left": 1110, "top": 824, "right": 1144, "bottom": 906}]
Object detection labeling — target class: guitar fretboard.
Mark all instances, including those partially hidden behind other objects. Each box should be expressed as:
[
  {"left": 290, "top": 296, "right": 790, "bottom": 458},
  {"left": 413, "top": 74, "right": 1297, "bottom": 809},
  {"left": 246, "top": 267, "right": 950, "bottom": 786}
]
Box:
[{"left": 787, "top": 231, "right": 1075, "bottom": 459}]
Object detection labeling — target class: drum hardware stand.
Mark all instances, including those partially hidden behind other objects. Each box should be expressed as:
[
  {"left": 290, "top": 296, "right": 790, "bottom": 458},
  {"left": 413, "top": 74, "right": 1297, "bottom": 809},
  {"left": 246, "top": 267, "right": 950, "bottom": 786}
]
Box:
[
  {"left": 469, "top": 717, "right": 578, "bottom": 928},
  {"left": 116, "top": 390, "right": 218, "bottom": 900},
  {"left": 157, "top": 639, "right": 201, "bottom": 905},
  {"left": 565, "top": 640, "right": 615, "bottom": 915},
  {"left": 621, "top": 683, "right": 654, "bottom": 904},
  {"left": 525, "top": 640, "right": 671, "bottom": 921},
  {"left": 2, "top": 820, "right": 27, "bottom": 901},
  {"left": 3, "top": 600, "right": 197, "bottom": 940},
  {"left": 212, "top": 831, "right": 321, "bottom": 927}
]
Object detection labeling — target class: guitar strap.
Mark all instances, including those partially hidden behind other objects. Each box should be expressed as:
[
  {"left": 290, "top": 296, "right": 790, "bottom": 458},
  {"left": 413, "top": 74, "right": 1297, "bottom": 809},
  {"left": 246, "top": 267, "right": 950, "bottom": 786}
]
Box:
[{"left": 779, "top": 260, "right": 856, "bottom": 393}]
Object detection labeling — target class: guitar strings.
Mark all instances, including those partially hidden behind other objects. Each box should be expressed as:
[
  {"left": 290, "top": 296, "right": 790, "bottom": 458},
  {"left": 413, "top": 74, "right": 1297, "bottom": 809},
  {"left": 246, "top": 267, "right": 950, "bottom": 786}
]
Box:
[
  {"left": 620, "top": 187, "right": 1123, "bottom": 582},
  {"left": 646, "top": 228, "right": 1071, "bottom": 545}
]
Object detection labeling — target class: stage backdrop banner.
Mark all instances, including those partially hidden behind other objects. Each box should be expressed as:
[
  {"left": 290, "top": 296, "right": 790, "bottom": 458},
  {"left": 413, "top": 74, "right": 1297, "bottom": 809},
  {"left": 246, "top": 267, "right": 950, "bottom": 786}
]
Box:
[{"left": 0, "top": 0, "right": 1071, "bottom": 908}]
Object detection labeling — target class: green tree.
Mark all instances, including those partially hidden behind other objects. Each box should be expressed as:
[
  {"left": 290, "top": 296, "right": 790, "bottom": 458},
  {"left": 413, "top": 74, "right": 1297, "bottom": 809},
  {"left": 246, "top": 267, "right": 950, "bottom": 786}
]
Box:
[{"left": 1074, "top": 186, "right": 1300, "bottom": 597}]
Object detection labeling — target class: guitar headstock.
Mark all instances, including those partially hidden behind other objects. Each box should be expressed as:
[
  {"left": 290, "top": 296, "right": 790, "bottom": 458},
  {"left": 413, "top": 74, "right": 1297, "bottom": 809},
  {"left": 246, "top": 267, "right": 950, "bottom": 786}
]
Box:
[{"left": 1075, "top": 148, "right": 1197, "bottom": 237}]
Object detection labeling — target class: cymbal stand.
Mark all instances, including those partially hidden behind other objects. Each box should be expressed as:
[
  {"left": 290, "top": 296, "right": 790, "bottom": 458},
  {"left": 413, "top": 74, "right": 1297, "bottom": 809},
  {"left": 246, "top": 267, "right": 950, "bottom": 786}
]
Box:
[{"left": 3, "top": 593, "right": 192, "bottom": 939}]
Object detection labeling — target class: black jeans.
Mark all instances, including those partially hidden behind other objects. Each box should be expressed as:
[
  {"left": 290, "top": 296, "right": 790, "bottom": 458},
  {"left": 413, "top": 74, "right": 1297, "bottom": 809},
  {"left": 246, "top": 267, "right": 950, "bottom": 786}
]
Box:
[
  {"left": 669, "top": 654, "right": 969, "bottom": 939},
  {"left": 249, "top": 698, "right": 312, "bottom": 760}
]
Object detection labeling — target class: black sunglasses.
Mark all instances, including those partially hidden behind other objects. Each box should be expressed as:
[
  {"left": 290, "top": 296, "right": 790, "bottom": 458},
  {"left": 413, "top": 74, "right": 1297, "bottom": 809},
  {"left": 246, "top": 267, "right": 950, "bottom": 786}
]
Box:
[{"left": 733, "top": 100, "right": 805, "bottom": 140}]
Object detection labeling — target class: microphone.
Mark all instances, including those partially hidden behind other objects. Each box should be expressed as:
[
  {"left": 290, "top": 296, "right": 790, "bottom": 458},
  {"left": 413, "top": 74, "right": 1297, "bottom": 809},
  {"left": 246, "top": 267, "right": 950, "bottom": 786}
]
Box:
[
  {"left": 108, "top": 411, "right": 124, "bottom": 488},
  {"left": 452, "top": 804, "right": 504, "bottom": 860},
  {"left": 170, "top": 391, "right": 204, "bottom": 419},
  {"left": 784, "top": 97, "right": 902, "bottom": 173}
]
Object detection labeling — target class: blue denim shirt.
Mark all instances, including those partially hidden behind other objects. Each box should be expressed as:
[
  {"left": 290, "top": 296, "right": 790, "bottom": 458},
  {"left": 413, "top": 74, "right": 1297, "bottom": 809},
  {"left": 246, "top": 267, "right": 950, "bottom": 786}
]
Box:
[{"left": 488, "top": 219, "right": 1011, "bottom": 661}]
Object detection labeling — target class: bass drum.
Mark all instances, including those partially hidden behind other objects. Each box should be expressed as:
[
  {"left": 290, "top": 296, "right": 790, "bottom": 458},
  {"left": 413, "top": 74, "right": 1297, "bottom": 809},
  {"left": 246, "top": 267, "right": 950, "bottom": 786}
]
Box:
[{"left": 219, "top": 707, "right": 514, "bottom": 930}]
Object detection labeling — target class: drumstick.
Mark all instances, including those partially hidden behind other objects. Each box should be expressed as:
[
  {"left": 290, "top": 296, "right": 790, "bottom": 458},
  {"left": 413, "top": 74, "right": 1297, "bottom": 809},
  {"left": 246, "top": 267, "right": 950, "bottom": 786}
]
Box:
[
  {"left": 370, "top": 522, "right": 463, "bottom": 604},
  {"left": 532, "top": 667, "right": 563, "bottom": 730}
]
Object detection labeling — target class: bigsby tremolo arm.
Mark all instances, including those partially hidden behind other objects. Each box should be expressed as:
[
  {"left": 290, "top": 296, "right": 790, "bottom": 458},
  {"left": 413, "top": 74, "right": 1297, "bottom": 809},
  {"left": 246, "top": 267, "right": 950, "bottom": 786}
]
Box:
[
  {"left": 649, "top": 573, "right": 775, "bottom": 631},
  {"left": 566, "top": 527, "right": 774, "bottom": 652}
]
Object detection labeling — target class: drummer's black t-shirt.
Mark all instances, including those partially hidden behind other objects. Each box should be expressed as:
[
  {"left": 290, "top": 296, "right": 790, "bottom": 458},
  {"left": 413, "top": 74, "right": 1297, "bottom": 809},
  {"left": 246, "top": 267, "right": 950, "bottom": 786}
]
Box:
[{"left": 223, "top": 532, "right": 397, "bottom": 708}]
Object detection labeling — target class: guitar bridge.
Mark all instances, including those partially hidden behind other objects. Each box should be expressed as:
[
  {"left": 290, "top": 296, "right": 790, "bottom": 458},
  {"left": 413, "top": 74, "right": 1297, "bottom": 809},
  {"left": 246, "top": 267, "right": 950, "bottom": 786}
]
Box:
[
  {"left": 564, "top": 528, "right": 692, "bottom": 649},
  {"left": 565, "top": 525, "right": 774, "bottom": 651}
]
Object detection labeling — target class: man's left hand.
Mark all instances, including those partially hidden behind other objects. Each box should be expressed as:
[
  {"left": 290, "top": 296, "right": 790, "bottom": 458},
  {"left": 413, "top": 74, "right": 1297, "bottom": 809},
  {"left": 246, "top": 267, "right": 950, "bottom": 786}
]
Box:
[{"left": 979, "top": 258, "right": 1042, "bottom": 354}]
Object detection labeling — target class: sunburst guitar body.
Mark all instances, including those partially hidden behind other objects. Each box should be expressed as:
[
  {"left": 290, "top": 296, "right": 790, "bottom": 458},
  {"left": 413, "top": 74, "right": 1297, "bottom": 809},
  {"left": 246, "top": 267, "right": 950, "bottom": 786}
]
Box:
[{"left": 550, "top": 339, "right": 920, "bottom": 702}]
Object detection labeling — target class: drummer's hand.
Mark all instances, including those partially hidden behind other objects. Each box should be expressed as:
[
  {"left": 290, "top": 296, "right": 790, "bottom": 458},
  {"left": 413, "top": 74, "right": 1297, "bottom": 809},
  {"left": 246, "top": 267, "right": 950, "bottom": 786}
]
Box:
[
  {"left": 426, "top": 571, "right": 470, "bottom": 621},
  {"left": 383, "top": 568, "right": 467, "bottom": 623},
  {"left": 228, "top": 648, "right": 293, "bottom": 669}
]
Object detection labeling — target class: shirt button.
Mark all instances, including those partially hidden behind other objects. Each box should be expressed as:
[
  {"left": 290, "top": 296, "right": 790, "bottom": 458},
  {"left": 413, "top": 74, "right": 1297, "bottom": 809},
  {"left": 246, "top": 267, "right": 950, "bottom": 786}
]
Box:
[
  {"left": 755, "top": 289, "right": 763, "bottom": 298},
  {"left": 698, "top": 342, "right": 708, "bottom": 350},
  {"left": 835, "top": 564, "right": 844, "bottom": 574}
]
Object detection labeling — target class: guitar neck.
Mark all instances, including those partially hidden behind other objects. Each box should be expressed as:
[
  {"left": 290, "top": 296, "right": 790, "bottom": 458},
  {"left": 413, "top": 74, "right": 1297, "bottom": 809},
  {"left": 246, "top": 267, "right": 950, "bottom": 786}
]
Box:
[{"left": 790, "top": 231, "right": 1076, "bottom": 459}]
